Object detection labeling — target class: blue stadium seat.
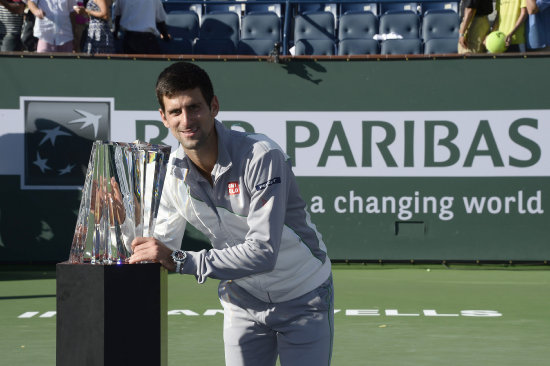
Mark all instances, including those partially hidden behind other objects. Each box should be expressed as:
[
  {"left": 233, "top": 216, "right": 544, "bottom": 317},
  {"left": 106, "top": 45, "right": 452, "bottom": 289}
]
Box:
[
  {"left": 297, "top": 3, "right": 338, "bottom": 24},
  {"left": 294, "top": 12, "right": 335, "bottom": 41},
  {"left": 421, "top": 1, "right": 459, "bottom": 14},
  {"left": 421, "top": 11, "right": 459, "bottom": 40},
  {"left": 244, "top": 2, "right": 282, "bottom": 17},
  {"left": 161, "top": 12, "right": 199, "bottom": 54},
  {"left": 338, "top": 12, "right": 379, "bottom": 55},
  {"left": 338, "top": 12, "right": 378, "bottom": 40},
  {"left": 238, "top": 12, "right": 281, "bottom": 55},
  {"left": 423, "top": 38, "right": 458, "bottom": 53},
  {"left": 380, "top": 38, "right": 422, "bottom": 54},
  {"left": 294, "top": 39, "right": 336, "bottom": 55},
  {"left": 194, "top": 12, "right": 240, "bottom": 54},
  {"left": 293, "top": 11, "right": 335, "bottom": 55},
  {"left": 162, "top": 1, "right": 203, "bottom": 19},
  {"left": 379, "top": 12, "right": 420, "bottom": 39},
  {"left": 204, "top": 2, "right": 243, "bottom": 18},
  {"left": 338, "top": 39, "right": 380, "bottom": 55},
  {"left": 340, "top": 2, "right": 379, "bottom": 16},
  {"left": 380, "top": 2, "right": 420, "bottom": 14}
]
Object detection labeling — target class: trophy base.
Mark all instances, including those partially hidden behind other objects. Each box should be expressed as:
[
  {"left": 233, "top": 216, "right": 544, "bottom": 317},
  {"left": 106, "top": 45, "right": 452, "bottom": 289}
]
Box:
[{"left": 56, "top": 262, "right": 167, "bottom": 366}]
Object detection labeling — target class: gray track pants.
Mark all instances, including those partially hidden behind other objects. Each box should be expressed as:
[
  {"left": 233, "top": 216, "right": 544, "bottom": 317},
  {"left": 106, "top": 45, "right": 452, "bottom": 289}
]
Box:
[{"left": 218, "top": 276, "right": 334, "bottom": 366}]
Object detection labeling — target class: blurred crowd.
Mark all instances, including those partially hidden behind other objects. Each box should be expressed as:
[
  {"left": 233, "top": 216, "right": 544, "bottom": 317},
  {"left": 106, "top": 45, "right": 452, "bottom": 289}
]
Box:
[
  {"left": 0, "top": 0, "right": 169, "bottom": 54},
  {"left": 458, "top": 0, "right": 550, "bottom": 53},
  {"left": 0, "top": 0, "right": 548, "bottom": 54}
]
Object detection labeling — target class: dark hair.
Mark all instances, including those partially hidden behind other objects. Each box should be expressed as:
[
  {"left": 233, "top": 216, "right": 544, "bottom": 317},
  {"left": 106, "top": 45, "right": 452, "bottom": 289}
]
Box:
[{"left": 155, "top": 62, "right": 215, "bottom": 111}]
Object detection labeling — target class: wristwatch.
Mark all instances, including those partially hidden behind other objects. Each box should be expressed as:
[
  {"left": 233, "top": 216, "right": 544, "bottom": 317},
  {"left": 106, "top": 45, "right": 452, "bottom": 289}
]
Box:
[{"left": 171, "top": 250, "right": 187, "bottom": 274}]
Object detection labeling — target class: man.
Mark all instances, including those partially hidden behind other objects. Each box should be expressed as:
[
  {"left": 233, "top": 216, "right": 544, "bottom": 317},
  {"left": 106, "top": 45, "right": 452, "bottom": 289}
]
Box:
[
  {"left": 26, "top": 0, "right": 79, "bottom": 52},
  {"left": 129, "top": 62, "right": 334, "bottom": 366},
  {"left": 113, "top": 0, "right": 170, "bottom": 54},
  {"left": 526, "top": 0, "right": 550, "bottom": 50},
  {"left": 0, "top": 0, "right": 25, "bottom": 51},
  {"left": 458, "top": 0, "right": 494, "bottom": 53}
]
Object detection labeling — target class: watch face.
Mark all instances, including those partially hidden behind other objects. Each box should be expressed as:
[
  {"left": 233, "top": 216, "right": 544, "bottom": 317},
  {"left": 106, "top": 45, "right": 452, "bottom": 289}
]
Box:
[{"left": 172, "top": 250, "right": 186, "bottom": 261}]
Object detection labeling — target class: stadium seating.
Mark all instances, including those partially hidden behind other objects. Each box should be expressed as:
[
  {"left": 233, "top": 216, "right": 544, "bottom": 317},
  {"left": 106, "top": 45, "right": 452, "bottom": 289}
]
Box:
[
  {"left": 422, "top": 10, "right": 459, "bottom": 54},
  {"left": 244, "top": 2, "right": 283, "bottom": 17},
  {"left": 193, "top": 12, "right": 240, "bottom": 54},
  {"left": 339, "top": 2, "right": 379, "bottom": 16},
  {"left": 380, "top": 1, "right": 419, "bottom": 14},
  {"left": 293, "top": 11, "right": 336, "bottom": 55},
  {"left": 377, "top": 11, "right": 421, "bottom": 54},
  {"left": 338, "top": 39, "right": 380, "bottom": 55},
  {"left": 379, "top": 12, "right": 420, "bottom": 39},
  {"left": 421, "top": 1, "right": 459, "bottom": 14},
  {"left": 339, "top": 12, "right": 378, "bottom": 40},
  {"left": 422, "top": 11, "right": 459, "bottom": 40},
  {"left": 338, "top": 12, "right": 379, "bottom": 55},
  {"left": 295, "top": 39, "right": 336, "bottom": 55},
  {"left": 238, "top": 12, "right": 281, "bottom": 55},
  {"left": 161, "top": 12, "right": 199, "bottom": 54},
  {"left": 163, "top": 0, "right": 203, "bottom": 18},
  {"left": 297, "top": 2, "right": 338, "bottom": 23},
  {"left": 160, "top": 0, "right": 461, "bottom": 56}
]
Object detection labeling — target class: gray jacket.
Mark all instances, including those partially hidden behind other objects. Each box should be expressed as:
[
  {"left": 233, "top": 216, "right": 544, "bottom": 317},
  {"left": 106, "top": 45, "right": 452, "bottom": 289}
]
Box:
[{"left": 155, "top": 120, "right": 331, "bottom": 303}]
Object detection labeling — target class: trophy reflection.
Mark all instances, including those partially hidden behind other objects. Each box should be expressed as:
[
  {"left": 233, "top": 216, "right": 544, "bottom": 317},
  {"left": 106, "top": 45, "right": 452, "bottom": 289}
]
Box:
[{"left": 69, "top": 141, "right": 171, "bottom": 264}]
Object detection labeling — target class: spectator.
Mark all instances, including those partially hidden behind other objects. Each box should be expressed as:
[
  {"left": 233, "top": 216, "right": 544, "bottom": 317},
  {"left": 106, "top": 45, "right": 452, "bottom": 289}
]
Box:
[
  {"left": 492, "top": 0, "right": 528, "bottom": 52},
  {"left": 73, "top": 1, "right": 88, "bottom": 52},
  {"left": 0, "top": 0, "right": 25, "bottom": 51},
  {"left": 21, "top": 7, "right": 38, "bottom": 51},
  {"left": 113, "top": 0, "right": 170, "bottom": 54},
  {"left": 75, "top": 0, "right": 114, "bottom": 54},
  {"left": 26, "top": 0, "right": 79, "bottom": 52},
  {"left": 526, "top": 0, "right": 550, "bottom": 50},
  {"left": 458, "top": 0, "right": 494, "bottom": 53}
]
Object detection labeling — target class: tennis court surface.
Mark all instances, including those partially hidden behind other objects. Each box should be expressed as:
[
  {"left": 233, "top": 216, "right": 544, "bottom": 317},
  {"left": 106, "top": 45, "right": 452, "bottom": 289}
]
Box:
[{"left": 1, "top": 263, "right": 549, "bottom": 365}]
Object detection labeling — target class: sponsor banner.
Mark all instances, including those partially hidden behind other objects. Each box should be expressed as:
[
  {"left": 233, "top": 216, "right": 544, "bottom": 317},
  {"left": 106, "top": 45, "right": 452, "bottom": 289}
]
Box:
[
  {"left": 2, "top": 99, "right": 550, "bottom": 191},
  {"left": 216, "top": 111, "right": 550, "bottom": 177}
]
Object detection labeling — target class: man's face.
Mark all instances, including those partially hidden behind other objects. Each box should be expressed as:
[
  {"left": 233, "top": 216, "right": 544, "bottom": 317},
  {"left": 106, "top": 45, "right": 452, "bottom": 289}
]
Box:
[{"left": 159, "top": 87, "right": 219, "bottom": 152}]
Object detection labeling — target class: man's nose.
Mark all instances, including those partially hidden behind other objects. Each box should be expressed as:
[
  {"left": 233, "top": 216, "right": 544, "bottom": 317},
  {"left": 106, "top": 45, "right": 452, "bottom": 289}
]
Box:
[{"left": 179, "top": 110, "right": 191, "bottom": 126}]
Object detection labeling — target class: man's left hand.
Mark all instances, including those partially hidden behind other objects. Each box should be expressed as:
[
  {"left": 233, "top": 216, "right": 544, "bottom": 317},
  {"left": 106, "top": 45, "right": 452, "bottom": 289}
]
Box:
[{"left": 129, "top": 237, "right": 176, "bottom": 271}]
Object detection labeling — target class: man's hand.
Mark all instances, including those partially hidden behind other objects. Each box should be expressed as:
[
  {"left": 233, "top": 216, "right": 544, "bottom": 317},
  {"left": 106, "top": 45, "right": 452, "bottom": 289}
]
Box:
[
  {"left": 129, "top": 237, "right": 176, "bottom": 271},
  {"left": 459, "top": 34, "right": 468, "bottom": 49}
]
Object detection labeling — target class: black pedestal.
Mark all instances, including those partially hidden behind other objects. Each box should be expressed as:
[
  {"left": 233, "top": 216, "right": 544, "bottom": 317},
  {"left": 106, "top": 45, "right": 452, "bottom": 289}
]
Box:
[{"left": 56, "top": 263, "right": 167, "bottom": 366}]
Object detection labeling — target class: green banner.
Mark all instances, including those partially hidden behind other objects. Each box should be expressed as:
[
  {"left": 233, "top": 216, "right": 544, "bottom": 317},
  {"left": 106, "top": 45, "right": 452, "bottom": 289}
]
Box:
[{"left": 1, "top": 55, "right": 549, "bottom": 262}]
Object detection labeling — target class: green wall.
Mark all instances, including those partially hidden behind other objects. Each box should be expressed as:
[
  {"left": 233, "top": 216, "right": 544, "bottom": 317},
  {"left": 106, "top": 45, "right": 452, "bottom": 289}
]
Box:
[{"left": 1, "top": 55, "right": 549, "bottom": 262}]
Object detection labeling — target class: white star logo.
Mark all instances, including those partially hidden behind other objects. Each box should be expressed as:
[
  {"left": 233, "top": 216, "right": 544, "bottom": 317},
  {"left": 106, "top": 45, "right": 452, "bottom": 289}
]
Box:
[
  {"left": 33, "top": 152, "right": 52, "bottom": 173},
  {"left": 58, "top": 163, "right": 76, "bottom": 175},
  {"left": 68, "top": 109, "right": 102, "bottom": 138},
  {"left": 39, "top": 126, "right": 71, "bottom": 146}
]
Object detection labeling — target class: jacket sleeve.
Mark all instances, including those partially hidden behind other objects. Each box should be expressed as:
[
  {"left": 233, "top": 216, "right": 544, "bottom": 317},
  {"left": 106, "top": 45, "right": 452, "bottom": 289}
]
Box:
[
  {"left": 181, "top": 147, "right": 291, "bottom": 283},
  {"left": 153, "top": 174, "right": 186, "bottom": 251}
]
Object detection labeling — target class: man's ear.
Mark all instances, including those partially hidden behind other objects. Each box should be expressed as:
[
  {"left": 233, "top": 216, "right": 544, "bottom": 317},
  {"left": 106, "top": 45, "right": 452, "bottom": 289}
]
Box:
[
  {"left": 159, "top": 108, "right": 169, "bottom": 128},
  {"left": 210, "top": 96, "right": 220, "bottom": 118}
]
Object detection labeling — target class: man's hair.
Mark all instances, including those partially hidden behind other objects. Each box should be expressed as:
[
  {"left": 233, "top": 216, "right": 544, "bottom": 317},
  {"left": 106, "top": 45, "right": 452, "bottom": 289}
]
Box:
[{"left": 156, "top": 62, "right": 214, "bottom": 111}]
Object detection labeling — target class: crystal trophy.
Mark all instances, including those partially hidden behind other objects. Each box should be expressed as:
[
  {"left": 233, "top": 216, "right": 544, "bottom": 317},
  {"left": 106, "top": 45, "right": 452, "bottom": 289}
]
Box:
[{"left": 68, "top": 141, "right": 171, "bottom": 264}]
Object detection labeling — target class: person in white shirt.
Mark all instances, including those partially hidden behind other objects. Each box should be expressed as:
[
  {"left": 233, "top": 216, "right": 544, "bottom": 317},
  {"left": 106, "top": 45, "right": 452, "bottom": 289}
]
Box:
[
  {"left": 113, "top": 0, "right": 170, "bottom": 54},
  {"left": 26, "top": 0, "right": 78, "bottom": 52}
]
